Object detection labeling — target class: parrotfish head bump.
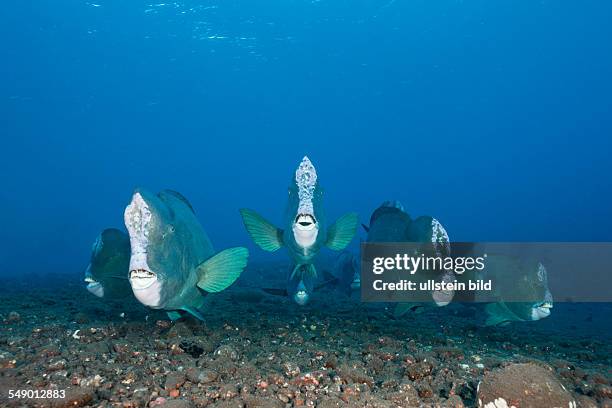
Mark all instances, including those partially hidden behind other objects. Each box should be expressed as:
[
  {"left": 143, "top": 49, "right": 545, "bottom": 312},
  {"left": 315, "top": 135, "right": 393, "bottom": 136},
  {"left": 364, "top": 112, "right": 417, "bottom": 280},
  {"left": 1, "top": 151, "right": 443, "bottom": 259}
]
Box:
[
  {"left": 124, "top": 191, "right": 162, "bottom": 308},
  {"left": 431, "top": 218, "right": 450, "bottom": 257},
  {"left": 293, "top": 280, "right": 310, "bottom": 305},
  {"left": 293, "top": 156, "right": 319, "bottom": 248}
]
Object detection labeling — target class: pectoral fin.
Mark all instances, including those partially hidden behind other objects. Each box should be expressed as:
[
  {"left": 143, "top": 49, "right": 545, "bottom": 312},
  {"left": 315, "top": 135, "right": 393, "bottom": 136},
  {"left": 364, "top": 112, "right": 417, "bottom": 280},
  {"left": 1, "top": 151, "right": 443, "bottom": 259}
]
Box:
[
  {"left": 394, "top": 303, "right": 426, "bottom": 318},
  {"left": 167, "top": 311, "right": 183, "bottom": 321},
  {"left": 181, "top": 306, "right": 206, "bottom": 321},
  {"left": 262, "top": 288, "right": 288, "bottom": 297},
  {"left": 326, "top": 212, "right": 359, "bottom": 250},
  {"left": 484, "top": 302, "right": 515, "bottom": 326},
  {"left": 315, "top": 272, "right": 338, "bottom": 292},
  {"left": 196, "top": 247, "right": 249, "bottom": 293},
  {"left": 239, "top": 209, "right": 284, "bottom": 251}
]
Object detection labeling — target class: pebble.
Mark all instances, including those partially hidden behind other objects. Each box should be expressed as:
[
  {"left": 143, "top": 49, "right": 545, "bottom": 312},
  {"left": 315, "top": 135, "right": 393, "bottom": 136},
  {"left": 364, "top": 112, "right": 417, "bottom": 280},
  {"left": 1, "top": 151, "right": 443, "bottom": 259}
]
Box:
[
  {"left": 283, "top": 361, "right": 301, "bottom": 377},
  {"left": 185, "top": 367, "right": 218, "bottom": 384},
  {"left": 165, "top": 372, "right": 186, "bottom": 390},
  {"left": 214, "top": 344, "right": 239, "bottom": 361},
  {"left": 7, "top": 311, "right": 21, "bottom": 322},
  {"left": 74, "top": 312, "right": 90, "bottom": 324}
]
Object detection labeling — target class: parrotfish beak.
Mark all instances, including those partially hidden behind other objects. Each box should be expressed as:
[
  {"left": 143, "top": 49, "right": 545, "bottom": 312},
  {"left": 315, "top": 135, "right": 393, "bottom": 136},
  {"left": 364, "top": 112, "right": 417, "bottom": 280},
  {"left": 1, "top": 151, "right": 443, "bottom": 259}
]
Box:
[
  {"left": 293, "top": 280, "right": 310, "bottom": 305},
  {"left": 351, "top": 275, "right": 361, "bottom": 290},
  {"left": 295, "top": 214, "right": 317, "bottom": 230},
  {"left": 294, "top": 290, "right": 310, "bottom": 306},
  {"left": 84, "top": 265, "right": 104, "bottom": 298},
  {"left": 532, "top": 301, "right": 553, "bottom": 320}
]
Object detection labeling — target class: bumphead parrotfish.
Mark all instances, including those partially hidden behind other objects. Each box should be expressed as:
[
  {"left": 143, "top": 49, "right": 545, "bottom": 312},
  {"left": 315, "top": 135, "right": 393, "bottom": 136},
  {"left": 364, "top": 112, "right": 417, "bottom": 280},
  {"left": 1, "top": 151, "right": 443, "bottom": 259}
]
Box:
[
  {"left": 469, "top": 254, "right": 554, "bottom": 326},
  {"left": 362, "top": 201, "right": 454, "bottom": 316},
  {"left": 362, "top": 200, "right": 412, "bottom": 242},
  {"left": 124, "top": 189, "right": 249, "bottom": 321},
  {"left": 329, "top": 250, "right": 361, "bottom": 296},
  {"left": 84, "top": 228, "right": 132, "bottom": 299},
  {"left": 240, "top": 156, "right": 359, "bottom": 306}
]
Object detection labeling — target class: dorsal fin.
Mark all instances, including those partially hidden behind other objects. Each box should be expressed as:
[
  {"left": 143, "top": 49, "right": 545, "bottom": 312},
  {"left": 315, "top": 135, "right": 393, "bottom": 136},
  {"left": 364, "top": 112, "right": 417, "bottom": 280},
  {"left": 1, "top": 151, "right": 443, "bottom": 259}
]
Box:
[
  {"left": 369, "top": 202, "right": 410, "bottom": 226},
  {"left": 159, "top": 189, "right": 195, "bottom": 213}
]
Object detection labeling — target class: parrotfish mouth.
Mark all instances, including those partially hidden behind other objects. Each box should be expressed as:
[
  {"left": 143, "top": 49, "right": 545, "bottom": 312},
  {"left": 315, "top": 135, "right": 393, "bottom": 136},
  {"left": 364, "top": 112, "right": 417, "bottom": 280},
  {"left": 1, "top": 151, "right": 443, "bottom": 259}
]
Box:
[
  {"left": 351, "top": 275, "right": 361, "bottom": 290},
  {"left": 294, "top": 290, "right": 309, "bottom": 305},
  {"left": 129, "top": 268, "right": 157, "bottom": 289},
  {"left": 84, "top": 265, "right": 104, "bottom": 297},
  {"left": 532, "top": 301, "right": 553, "bottom": 320},
  {"left": 84, "top": 277, "right": 105, "bottom": 298},
  {"left": 295, "top": 214, "right": 317, "bottom": 230},
  {"left": 293, "top": 214, "right": 319, "bottom": 248},
  {"left": 129, "top": 267, "right": 162, "bottom": 308}
]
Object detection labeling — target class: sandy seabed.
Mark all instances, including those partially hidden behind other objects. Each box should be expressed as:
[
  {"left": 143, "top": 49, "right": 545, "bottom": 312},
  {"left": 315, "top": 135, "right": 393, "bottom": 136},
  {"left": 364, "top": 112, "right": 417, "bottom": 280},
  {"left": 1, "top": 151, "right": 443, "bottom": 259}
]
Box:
[{"left": 1, "top": 262, "right": 611, "bottom": 408}]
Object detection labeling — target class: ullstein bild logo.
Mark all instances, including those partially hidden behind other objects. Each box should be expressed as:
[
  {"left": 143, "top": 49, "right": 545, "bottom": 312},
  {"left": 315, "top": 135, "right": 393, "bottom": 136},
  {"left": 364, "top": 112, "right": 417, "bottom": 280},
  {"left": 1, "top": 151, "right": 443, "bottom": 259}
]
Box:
[{"left": 360, "top": 242, "right": 612, "bottom": 303}]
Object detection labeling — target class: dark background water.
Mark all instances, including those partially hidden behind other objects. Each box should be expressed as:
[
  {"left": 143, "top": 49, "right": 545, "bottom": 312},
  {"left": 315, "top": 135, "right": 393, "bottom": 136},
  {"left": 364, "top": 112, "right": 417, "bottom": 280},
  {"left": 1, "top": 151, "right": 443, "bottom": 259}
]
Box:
[{"left": 1, "top": 1, "right": 611, "bottom": 275}]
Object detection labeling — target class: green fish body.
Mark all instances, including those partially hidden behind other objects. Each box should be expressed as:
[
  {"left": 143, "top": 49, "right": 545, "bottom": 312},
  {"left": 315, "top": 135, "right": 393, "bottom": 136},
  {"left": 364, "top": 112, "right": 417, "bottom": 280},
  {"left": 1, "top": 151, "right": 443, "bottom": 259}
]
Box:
[
  {"left": 240, "top": 156, "right": 358, "bottom": 305},
  {"left": 124, "top": 189, "right": 249, "bottom": 320},
  {"left": 84, "top": 228, "right": 132, "bottom": 299},
  {"left": 362, "top": 201, "right": 453, "bottom": 317},
  {"left": 473, "top": 254, "right": 554, "bottom": 326}
]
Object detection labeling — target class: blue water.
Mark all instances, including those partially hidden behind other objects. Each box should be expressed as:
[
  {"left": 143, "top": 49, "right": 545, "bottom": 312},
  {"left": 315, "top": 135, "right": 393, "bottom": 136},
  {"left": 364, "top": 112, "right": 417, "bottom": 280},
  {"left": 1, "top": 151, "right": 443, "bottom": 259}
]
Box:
[{"left": 1, "top": 1, "right": 611, "bottom": 276}]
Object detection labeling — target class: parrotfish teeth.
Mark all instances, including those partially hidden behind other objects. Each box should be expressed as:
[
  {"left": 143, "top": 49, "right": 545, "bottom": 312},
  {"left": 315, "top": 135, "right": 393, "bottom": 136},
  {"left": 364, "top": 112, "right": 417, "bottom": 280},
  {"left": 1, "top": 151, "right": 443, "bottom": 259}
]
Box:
[
  {"left": 130, "top": 269, "right": 155, "bottom": 278},
  {"left": 295, "top": 156, "right": 317, "bottom": 215}
]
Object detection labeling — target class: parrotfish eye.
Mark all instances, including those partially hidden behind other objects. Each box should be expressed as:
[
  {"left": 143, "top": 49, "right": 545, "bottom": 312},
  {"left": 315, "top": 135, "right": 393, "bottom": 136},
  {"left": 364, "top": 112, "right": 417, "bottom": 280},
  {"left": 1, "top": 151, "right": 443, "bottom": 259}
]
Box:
[{"left": 162, "top": 224, "right": 175, "bottom": 238}]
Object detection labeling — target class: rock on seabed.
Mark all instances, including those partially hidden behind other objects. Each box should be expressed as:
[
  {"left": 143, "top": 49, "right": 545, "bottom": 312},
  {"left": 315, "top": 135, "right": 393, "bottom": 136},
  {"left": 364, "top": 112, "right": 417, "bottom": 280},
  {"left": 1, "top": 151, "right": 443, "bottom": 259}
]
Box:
[{"left": 477, "top": 363, "right": 576, "bottom": 408}]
